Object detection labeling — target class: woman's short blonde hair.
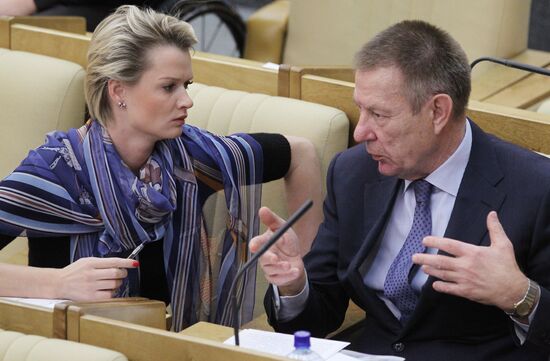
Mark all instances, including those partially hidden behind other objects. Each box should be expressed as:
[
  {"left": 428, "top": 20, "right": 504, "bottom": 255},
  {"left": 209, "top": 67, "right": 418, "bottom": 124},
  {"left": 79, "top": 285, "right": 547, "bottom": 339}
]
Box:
[{"left": 86, "top": 5, "right": 197, "bottom": 125}]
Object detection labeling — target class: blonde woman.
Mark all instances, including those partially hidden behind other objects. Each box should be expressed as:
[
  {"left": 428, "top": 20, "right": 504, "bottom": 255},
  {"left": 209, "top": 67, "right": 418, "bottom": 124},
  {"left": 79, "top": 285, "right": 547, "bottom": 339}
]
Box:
[{"left": 0, "top": 5, "right": 322, "bottom": 331}]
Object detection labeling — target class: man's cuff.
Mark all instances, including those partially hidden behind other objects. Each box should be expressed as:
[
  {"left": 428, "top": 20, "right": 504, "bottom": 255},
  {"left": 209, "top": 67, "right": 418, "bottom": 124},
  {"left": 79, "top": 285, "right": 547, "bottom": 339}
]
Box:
[{"left": 272, "top": 273, "right": 309, "bottom": 322}]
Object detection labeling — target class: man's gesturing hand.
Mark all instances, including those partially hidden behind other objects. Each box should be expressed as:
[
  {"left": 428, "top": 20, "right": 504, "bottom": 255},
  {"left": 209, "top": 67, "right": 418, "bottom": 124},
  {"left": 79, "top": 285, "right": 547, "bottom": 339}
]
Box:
[
  {"left": 249, "top": 207, "right": 306, "bottom": 296},
  {"left": 412, "top": 211, "right": 529, "bottom": 312}
]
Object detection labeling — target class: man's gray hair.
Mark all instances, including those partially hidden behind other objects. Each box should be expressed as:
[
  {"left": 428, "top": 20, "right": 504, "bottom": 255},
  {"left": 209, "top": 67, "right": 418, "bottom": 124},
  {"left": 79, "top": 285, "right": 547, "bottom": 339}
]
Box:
[{"left": 355, "top": 20, "right": 471, "bottom": 119}]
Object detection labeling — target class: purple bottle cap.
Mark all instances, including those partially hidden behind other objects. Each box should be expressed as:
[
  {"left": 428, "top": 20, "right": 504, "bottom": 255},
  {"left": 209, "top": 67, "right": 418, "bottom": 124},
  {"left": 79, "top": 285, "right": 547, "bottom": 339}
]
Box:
[{"left": 294, "top": 330, "right": 311, "bottom": 348}]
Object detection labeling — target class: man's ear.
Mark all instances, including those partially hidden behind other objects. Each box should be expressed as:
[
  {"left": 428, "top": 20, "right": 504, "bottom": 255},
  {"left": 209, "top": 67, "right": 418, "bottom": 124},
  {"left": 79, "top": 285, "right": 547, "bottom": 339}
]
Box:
[
  {"left": 429, "top": 93, "right": 453, "bottom": 135},
  {"left": 107, "top": 79, "right": 126, "bottom": 104}
]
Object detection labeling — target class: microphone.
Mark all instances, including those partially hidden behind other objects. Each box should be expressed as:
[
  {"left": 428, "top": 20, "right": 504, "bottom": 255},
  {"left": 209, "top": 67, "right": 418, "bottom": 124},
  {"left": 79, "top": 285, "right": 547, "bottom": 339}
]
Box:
[
  {"left": 470, "top": 56, "right": 550, "bottom": 77},
  {"left": 228, "top": 199, "right": 313, "bottom": 346}
]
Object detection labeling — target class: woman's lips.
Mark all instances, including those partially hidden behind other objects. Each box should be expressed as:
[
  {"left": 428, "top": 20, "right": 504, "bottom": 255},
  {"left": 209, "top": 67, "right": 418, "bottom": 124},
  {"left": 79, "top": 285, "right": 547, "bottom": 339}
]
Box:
[{"left": 172, "top": 115, "right": 187, "bottom": 124}]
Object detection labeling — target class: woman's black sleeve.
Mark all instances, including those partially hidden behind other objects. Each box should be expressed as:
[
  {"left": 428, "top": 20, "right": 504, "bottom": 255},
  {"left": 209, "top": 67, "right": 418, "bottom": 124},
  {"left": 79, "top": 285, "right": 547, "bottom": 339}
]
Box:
[
  {"left": 28, "top": 236, "right": 70, "bottom": 268},
  {"left": 33, "top": 0, "right": 59, "bottom": 11},
  {"left": 249, "top": 133, "right": 291, "bottom": 183},
  {"left": 0, "top": 234, "right": 70, "bottom": 268}
]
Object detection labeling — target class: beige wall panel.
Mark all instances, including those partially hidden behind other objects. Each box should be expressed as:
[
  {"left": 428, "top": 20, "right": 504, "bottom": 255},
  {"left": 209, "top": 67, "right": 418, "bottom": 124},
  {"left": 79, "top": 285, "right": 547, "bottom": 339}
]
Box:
[{"left": 284, "top": 0, "right": 530, "bottom": 71}]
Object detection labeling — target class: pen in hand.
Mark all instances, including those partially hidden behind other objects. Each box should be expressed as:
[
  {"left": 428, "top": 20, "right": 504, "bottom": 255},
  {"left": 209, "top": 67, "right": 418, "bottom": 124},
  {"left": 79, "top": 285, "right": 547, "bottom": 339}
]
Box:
[{"left": 127, "top": 243, "right": 145, "bottom": 259}]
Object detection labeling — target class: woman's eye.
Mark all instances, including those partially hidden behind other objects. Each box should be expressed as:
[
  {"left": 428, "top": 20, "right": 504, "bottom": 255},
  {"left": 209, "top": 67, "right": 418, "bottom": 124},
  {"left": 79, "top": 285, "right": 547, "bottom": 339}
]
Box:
[
  {"left": 184, "top": 80, "right": 193, "bottom": 90},
  {"left": 163, "top": 84, "right": 175, "bottom": 92}
]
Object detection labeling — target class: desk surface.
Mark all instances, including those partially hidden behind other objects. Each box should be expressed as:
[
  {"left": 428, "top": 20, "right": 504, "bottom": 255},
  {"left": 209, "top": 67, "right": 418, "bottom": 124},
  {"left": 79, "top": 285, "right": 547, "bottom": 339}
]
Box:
[
  {"left": 180, "top": 321, "right": 234, "bottom": 342},
  {"left": 181, "top": 302, "right": 365, "bottom": 343}
]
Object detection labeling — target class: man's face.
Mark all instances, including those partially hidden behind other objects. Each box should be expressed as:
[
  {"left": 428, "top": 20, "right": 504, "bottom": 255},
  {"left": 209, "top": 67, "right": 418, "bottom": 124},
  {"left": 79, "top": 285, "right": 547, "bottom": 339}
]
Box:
[{"left": 353, "top": 66, "right": 439, "bottom": 180}]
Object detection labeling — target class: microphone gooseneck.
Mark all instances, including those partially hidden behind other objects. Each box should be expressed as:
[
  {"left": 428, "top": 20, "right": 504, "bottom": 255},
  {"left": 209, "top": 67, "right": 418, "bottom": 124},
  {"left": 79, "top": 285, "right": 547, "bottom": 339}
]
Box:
[
  {"left": 470, "top": 56, "right": 550, "bottom": 77},
  {"left": 229, "top": 199, "right": 314, "bottom": 346}
]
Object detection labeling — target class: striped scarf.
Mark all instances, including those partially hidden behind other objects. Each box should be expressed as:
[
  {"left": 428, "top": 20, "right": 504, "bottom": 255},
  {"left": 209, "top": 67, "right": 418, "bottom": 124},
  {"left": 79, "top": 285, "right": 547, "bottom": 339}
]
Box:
[{"left": 0, "top": 120, "right": 262, "bottom": 331}]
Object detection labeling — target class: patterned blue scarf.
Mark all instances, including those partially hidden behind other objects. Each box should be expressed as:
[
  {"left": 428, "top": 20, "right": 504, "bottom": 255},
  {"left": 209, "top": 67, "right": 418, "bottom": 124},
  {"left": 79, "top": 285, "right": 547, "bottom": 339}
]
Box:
[{"left": 0, "top": 120, "right": 263, "bottom": 331}]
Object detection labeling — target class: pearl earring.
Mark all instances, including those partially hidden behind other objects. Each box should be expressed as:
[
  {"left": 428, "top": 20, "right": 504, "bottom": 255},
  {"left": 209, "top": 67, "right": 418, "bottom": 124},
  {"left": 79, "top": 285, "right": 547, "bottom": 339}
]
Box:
[{"left": 117, "top": 101, "right": 127, "bottom": 109}]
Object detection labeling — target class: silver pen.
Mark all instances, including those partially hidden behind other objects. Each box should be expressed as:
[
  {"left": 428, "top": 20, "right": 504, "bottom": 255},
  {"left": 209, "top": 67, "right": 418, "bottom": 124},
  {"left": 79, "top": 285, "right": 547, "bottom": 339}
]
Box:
[{"left": 127, "top": 243, "right": 145, "bottom": 259}]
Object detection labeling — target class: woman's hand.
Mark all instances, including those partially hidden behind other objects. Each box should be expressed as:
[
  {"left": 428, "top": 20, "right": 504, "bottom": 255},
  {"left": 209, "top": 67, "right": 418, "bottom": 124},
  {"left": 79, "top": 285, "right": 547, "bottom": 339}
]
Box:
[
  {"left": 53, "top": 257, "right": 138, "bottom": 301},
  {"left": 0, "top": 0, "right": 37, "bottom": 16}
]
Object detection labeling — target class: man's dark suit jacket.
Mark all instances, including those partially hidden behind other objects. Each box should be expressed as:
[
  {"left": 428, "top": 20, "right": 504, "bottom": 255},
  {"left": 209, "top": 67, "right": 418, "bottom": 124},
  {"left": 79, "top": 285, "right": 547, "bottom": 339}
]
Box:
[{"left": 265, "top": 121, "right": 550, "bottom": 361}]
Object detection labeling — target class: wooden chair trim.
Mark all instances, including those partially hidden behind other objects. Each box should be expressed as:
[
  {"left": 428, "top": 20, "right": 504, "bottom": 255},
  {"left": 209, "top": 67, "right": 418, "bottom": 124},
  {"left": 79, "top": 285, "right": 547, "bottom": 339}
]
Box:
[
  {"left": 77, "top": 315, "right": 287, "bottom": 361},
  {"left": 0, "top": 298, "right": 55, "bottom": 338},
  {"left": 10, "top": 16, "right": 86, "bottom": 35},
  {"left": 0, "top": 16, "right": 14, "bottom": 49},
  {"left": 192, "top": 51, "right": 279, "bottom": 96},
  {"left": 467, "top": 100, "right": 550, "bottom": 154},
  {"left": 10, "top": 24, "right": 90, "bottom": 67},
  {"left": 277, "top": 63, "right": 291, "bottom": 97},
  {"left": 300, "top": 74, "right": 357, "bottom": 144}
]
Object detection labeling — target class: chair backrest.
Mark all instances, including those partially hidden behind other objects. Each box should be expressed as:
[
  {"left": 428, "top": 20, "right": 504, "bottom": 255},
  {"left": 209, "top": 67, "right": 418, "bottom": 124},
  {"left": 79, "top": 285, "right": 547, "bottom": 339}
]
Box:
[
  {"left": 0, "top": 49, "right": 86, "bottom": 178},
  {"left": 186, "top": 82, "right": 349, "bottom": 315},
  {"left": 187, "top": 82, "right": 349, "bottom": 218},
  {"left": 283, "top": 0, "right": 530, "bottom": 75},
  {"left": 0, "top": 48, "right": 86, "bottom": 265},
  {"left": 0, "top": 329, "right": 127, "bottom": 361}
]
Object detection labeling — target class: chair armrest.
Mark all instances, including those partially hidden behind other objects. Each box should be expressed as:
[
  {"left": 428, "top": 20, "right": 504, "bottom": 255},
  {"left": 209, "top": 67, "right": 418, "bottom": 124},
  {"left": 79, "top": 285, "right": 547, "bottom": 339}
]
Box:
[{"left": 243, "top": 0, "right": 289, "bottom": 63}]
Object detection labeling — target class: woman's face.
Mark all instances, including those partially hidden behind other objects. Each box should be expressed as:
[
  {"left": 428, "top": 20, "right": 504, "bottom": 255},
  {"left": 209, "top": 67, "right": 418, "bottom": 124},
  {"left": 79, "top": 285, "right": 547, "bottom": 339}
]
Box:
[{"left": 113, "top": 45, "right": 194, "bottom": 143}]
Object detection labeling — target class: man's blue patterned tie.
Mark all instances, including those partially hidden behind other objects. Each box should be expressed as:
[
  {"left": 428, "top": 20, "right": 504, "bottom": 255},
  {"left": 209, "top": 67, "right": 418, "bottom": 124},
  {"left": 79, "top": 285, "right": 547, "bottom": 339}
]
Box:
[{"left": 384, "top": 179, "right": 433, "bottom": 322}]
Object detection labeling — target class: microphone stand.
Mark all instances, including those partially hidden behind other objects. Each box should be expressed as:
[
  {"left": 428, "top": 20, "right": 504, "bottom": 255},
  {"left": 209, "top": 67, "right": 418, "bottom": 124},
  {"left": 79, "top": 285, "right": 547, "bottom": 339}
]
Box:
[
  {"left": 228, "top": 199, "right": 313, "bottom": 346},
  {"left": 470, "top": 56, "right": 550, "bottom": 76}
]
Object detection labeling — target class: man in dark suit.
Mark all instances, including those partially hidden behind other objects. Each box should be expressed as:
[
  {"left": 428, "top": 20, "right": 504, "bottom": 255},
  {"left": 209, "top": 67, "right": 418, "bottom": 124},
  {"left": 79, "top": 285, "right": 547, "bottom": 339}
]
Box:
[{"left": 250, "top": 20, "right": 550, "bottom": 360}]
